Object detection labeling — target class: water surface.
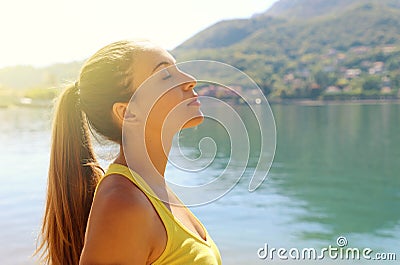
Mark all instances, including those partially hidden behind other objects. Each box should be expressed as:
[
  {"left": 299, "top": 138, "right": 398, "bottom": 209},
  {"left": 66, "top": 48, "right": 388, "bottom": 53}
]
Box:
[{"left": 0, "top": 103, "right": 399, "bottom": 264}]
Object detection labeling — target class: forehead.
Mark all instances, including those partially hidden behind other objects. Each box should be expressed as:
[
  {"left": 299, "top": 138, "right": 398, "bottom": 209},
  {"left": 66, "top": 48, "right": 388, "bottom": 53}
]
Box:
[
  {"left": 130, "top": 46, "right": 175, "bottom": 88},
  {"left": 137, "top": 46, "right": 175, "bottom": 70}
]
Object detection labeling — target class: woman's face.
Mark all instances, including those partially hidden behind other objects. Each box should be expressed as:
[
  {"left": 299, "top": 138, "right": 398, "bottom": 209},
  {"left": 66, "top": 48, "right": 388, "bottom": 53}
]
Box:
[{"left": 129, "top": 45, "right": 204, "bottom": 133}]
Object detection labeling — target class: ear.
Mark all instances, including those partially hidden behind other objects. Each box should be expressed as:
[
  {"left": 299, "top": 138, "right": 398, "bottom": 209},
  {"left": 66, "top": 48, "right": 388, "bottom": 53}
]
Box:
[{"left": 112, "top": 102, "right": 128, "bottom": 127}]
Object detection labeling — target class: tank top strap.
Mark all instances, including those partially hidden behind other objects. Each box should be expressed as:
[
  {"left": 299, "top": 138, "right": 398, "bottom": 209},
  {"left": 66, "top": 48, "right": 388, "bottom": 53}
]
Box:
[
  {"left": 97, "top": 164, "right": 164, "bottom": 206},
  {"left": 95, "top": 163, "right": 222, "bottom": 265},
  {"left": 100, "top": 164, "right": 150, "bottom": 193}
]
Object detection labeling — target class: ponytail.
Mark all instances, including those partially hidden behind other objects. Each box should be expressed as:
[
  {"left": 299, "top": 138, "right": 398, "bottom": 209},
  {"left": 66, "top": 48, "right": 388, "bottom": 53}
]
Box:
[
  {"left": 36, "top": 84, "right": 102, "bottom": 264},
  {"left": 36, "top": 40, "right": 146, "bottom": 264}
]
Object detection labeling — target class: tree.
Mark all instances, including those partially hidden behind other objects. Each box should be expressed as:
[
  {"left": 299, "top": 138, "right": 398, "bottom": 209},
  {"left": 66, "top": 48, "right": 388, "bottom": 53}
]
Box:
[
  {"left": 390, "top": 71, "right": 400, "bottom": 88},
  {"left": 314, "top": 70, "right": 338, "bottom": 89},
  {"left": 362, "top": 76, "right": 381, "bottom": 91}
]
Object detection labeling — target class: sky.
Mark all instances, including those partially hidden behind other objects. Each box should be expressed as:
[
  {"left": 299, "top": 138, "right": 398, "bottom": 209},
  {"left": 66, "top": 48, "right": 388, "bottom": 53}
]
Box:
[{"left": 0, "top": 0, "right": 279, "bottom": 68}]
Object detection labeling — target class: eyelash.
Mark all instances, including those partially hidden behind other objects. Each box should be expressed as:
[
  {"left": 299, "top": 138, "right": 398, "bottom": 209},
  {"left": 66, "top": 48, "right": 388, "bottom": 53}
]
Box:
[{"left": 161, "top": 69, "right": 172, "bottom": 80}]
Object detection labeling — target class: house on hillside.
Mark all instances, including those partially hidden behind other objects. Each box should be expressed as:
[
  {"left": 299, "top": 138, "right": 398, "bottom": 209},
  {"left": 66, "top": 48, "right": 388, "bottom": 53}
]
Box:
[
  {"left": 369, "top": 62, "right": 385, "bottom": 75},
  {"left": 345, "top": 69, "right": 361, "bottom": 79},
  {"left": 325, "top": 86, "right": 341, "bottom": 94},
  {"left": 382, "top": 46, "right": 397, "bottom": 54},
  {"left": 351, "top": 46, "right": 370, "bottom": 54},
  {"left": 381, "top": 87, "right": 392, "bottom": 94},
  {"left": 336, "top": 53, "right": 346, "bottom": 62},
  {"left": 283, "top": 73, "right": 295, "bottom": 83},
  {"left": 361, "top": 60, "right": 372, "bottom": 68}
]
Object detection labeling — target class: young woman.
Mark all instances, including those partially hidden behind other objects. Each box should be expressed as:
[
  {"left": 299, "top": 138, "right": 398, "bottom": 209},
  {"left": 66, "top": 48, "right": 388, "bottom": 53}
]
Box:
[{"left": 37, "top": 40, "right": 222, "bottom": 265}]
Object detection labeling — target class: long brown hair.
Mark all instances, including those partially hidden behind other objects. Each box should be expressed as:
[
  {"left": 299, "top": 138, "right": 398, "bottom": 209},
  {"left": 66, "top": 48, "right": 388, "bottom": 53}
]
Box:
[{"left": 36, "top": 40, "right": 146, "bottom": 264}]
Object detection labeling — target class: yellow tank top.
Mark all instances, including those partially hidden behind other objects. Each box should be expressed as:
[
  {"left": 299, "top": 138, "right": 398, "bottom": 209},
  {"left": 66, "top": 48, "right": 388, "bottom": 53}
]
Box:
[{"left": 99, "top": 163, "right": 222, "bottom": 265}]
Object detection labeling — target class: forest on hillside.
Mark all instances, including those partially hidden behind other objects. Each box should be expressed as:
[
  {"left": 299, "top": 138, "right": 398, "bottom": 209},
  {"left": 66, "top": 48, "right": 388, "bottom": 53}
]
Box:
[
  {"left": 1, "top": 0, "right": 400, "bottom": 106},
  {"left": 173, "top": 1, "right": 400, "bottom": 100}
]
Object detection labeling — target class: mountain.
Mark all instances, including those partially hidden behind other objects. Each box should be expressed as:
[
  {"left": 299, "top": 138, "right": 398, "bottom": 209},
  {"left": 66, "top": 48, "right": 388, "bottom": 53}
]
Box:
[
  {"left": 265, "top": 0, "right": 400, "bottom": 20},
  {"left": 0, "top": 62, "right": 82, "bottom": 90},
  {"left": 265, "top": 0, "right": 356, "bottom": 19},
  {"left": 174, "top": 17, "right": 285, "bottom": 50},
  {"left": 175, "top": 0, "right": 400, "bottom": 52},
  {"left": 2, "top": 0, "right": 400, "bottom": 101},
  {"left": 172, "top": 0, "right": 400, "bottom": 99}
]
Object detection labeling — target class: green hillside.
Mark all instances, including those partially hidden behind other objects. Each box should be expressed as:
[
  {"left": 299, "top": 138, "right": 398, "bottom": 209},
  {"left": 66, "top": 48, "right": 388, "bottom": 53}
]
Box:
[
  {"left": 265, "top": 0, "right": 400, "bottom": 20},
  {"left": 265, "top": 0, "right": 356, "bottom": 19},
  {"left": 0, "top": 62, "right": 82, "bottom": 90},
  {"left": 0, "top": 62, "right": 82, "bottom": 106},
  {"left": 1, "top": 0, "right": 400, "bottom": 104},
  {"left": 173, "top": 0, "right": 400, "bottom": 100}
]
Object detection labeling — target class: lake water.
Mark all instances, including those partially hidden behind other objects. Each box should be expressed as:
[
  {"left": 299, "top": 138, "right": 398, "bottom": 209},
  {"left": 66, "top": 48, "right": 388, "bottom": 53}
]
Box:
[{"left": 0, "top": 103, "right": 399, "bottom": 264}]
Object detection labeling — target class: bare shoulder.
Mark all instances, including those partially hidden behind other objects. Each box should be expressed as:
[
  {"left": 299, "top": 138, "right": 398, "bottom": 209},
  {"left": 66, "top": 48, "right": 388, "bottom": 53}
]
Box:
[
  {"left": 93, "top": 174, "right": 154, "bottom": 216},
  {"left": 80, "top": 174, "right": 166, "bottom": 265}
]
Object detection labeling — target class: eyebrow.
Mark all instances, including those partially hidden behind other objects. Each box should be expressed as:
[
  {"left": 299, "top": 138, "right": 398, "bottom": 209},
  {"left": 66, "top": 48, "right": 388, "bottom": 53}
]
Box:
[{"left": 152, "top": 61, "right": 172, "bottom": 73}]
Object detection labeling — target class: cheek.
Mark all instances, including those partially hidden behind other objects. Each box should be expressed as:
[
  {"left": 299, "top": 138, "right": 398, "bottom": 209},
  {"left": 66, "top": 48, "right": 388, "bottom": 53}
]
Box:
[
  {"left": 157, "top": 89, "right": 182, "bottom": 114},
  {"left": 146, "top": 87, "right": 203, "bottom": 130},
  {"left": 147, "top": 89, "right": 183, "bottom": 125}
]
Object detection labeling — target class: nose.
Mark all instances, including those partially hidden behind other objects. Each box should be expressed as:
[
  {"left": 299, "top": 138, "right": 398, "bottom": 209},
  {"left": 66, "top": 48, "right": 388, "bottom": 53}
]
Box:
[{"left": 180, "top": 71, "right": 197, "bottom": 91}]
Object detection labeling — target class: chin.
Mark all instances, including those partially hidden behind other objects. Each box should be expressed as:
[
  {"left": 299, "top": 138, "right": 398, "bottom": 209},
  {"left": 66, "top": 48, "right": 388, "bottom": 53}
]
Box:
[{"left": 182, "top": 115, "right": 204, "bottom": 129}]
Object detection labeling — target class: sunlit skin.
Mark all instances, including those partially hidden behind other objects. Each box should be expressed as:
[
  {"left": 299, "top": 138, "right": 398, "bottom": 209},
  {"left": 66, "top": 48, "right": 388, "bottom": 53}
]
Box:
[{"left": 80, "top": 46, "right": 205, "bottom": 265}]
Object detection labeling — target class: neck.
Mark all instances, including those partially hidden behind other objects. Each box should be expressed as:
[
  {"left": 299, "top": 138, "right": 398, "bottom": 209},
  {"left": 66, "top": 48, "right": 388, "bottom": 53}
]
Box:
[
  {"left": 114, "top": 126, "right": 174, "bottom": 178},
  {"left": 145, "top": 128, "right": 173, "bottom": 177},
  {"left": 113, "top": 123, "right": 184, "bottom": 206}
]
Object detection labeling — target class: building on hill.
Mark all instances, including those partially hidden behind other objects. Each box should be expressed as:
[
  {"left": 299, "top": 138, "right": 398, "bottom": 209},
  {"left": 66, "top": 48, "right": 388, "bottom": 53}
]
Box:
[
  {"left": 345, "top": 69, "right": 361, "bottom": 79},
  {"left": 369, "top": 62, "right": 385, "bottom": 75}
]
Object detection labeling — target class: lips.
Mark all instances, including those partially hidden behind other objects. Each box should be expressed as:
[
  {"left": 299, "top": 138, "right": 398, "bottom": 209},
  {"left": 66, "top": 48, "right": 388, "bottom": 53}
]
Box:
[{"left": 187, "top": 97, "right": 200, "bottom": 106}]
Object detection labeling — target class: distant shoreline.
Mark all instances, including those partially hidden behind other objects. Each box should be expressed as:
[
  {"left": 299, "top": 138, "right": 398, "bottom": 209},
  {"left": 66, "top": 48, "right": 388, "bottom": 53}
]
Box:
[
  {"left": 1, "top": 98, "right": 400, "bottom": 109},
  {"left": 269, "top": 98, "right": 400, "bottom": 106}
]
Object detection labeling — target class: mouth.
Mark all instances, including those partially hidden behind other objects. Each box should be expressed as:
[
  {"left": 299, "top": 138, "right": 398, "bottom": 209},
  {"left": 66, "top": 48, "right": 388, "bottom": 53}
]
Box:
[{"left": 187, "top": 97, "right": 200, "bottom": 106}]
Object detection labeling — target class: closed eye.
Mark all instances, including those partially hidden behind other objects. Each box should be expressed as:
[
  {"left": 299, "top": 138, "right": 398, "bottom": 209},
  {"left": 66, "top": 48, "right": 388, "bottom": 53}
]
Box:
[{"left": 161, "top": 68, "right": 172, "bottom": 80}]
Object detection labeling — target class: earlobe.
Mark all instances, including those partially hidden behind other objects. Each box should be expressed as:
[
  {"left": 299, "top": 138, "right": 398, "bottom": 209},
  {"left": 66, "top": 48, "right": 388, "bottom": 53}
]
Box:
[{"left": 124, "top": 109, "right": 137, "bottom": 121}]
